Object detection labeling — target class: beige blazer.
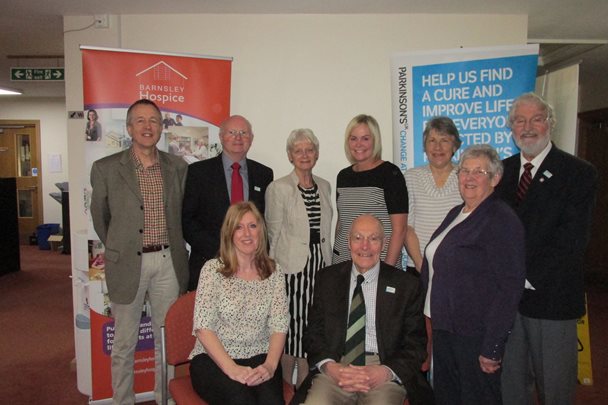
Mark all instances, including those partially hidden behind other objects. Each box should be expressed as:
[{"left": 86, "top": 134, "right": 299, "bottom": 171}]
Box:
[
  {"left": 265, "top": 170, "right": 332, "bottom": 274},
  {"left": 90, "top": 148, "right": 189, "bottom": 304}
]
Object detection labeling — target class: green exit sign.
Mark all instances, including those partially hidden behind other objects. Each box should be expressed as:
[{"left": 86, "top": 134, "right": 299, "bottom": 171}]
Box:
[{"left": 11, "top": 67, "right": 64, "bottom": 81}]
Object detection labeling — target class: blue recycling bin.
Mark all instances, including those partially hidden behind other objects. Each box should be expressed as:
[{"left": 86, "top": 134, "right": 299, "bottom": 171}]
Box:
[{"left": 36, "top": 223, "right": 60, "bottom": 250}]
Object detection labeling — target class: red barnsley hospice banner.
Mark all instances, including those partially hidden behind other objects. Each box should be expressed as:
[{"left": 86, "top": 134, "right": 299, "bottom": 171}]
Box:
[{"left": 82, "top": 47, "right": 231, "bottom": 126}]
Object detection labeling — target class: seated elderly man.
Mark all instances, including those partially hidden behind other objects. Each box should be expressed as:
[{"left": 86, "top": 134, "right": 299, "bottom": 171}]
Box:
[{"left": 298, "top": 214, "right": 434, "bottom": 405}]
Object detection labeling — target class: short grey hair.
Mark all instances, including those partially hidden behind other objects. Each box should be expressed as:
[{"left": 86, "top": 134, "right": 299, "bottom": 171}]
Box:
[
  {"left": 126, "top": 99, "right": 162, "bottom": 125},
  {"left": 423, "top": 116, "right": 462, "bottom": 150},
  {"left": 508, "top": 92, "right": 556, "bottom": 130},
  {"left": 219, "top": 115, "right": 253, "bottom": 136},
  {"left": 458, "top": 144, "right": 503, "bottom": 179},
  {"left": 286, "top": 128, "right": 320, "bottom": 153}
]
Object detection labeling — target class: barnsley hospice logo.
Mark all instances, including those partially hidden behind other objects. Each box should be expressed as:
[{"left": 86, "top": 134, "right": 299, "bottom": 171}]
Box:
[{"left": 136, "top": 61, "right": 188, "bottom": 105}]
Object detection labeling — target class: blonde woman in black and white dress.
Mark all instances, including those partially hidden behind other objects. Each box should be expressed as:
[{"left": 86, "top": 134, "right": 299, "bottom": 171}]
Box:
[{"left": 265, "top": 128, "right": 333, "bottom": 388}]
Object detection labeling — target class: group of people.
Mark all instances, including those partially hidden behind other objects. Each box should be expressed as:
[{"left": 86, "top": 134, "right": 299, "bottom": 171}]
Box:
[
  {"left": 162, "top": 112, "right": 183, "bottom": 129},
  {"left": 90, "top": 91, "right": 597, "bottom": 405},
  {"left": 168, "top": 133, "right": 210, "bottom": 161}
]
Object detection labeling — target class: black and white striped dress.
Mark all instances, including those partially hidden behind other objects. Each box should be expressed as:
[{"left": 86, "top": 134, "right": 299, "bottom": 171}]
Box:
[
  {"left": 332, "top": 161, "right": 408, "bottom": 269},
  {"left": 284, "top": 183, "right": 325, "bottom": 357}
]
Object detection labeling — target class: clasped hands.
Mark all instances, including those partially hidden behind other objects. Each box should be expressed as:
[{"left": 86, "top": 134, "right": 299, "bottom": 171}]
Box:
[
  {"left": 226, "top": 362, "right": 275, "bottom": 386},
  {"left": 479, "top": 355, "right": 501, "bottom": 374},
  {"left": 323, "top": 362, "right": 392, "bottom": 393}
]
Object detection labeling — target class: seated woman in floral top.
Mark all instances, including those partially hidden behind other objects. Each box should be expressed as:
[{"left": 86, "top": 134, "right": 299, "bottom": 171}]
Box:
[{"left": 189, "top": 201, "right": 289, "bottom": 405}]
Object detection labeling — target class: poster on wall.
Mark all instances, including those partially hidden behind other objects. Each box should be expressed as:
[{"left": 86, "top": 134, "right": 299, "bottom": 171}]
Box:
[
  {"left": 80, "top": 46, "right": 232, "bottom": 401},
  {"left": 390, "top": 44, "right": 539, "bottom": 171}
]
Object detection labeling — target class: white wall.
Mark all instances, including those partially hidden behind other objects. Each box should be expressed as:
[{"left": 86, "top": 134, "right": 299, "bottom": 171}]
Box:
[
  {"left": 64, "top": 13, "right": 528, "bottom": 234},
  {"left": 0, "top": 97, "right": 67, "bottom": 225},
  {"left": 536, "top": 64, "right": 580, "bottom": 155}
]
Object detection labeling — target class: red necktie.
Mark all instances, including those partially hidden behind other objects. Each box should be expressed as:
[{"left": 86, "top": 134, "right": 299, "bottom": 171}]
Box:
[
  {"left": 516, "top": 163, "right": 534, "bottom": 203},
  {"left": 231, "top": 162, "right": 244, "bottom": 204}
]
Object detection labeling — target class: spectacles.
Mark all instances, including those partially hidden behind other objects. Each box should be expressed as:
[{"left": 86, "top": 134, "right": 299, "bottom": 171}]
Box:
[
  {"left": 291, "top": 147, "right": 316, "bottom": 157},
  {"left": 224, "top": 129, "right": 251, "bottom": 138},
  {"left": 350, "top": 233, "right": 383, "bottom": 245},
  {"left": 456, "top": 167, "right": 491, "bottom": 178},
  {"left": 511, "top": 115, "right": 548, "bottom": 129}
]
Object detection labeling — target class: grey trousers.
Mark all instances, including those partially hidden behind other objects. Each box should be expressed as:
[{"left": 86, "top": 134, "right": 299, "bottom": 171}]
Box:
[
  {"left": 110, "top": 249, "right": 180, "bottom": 405},
  {"left": 501, "top": 313, "right": 577, "bottom": 405}
]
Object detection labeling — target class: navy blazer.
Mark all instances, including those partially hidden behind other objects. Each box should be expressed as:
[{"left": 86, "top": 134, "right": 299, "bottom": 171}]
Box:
[
  {"left": 495, "top": 144, "right": 597, "bottom": 320},
  {"left": 421, "top": 193, "right": 525, "bottom": 360},
  {"left": 303, "top": 261, "right": 434, "bottom": 405},
  {"left": 182, "top": 153, "right": 273, "bottom": 290}
]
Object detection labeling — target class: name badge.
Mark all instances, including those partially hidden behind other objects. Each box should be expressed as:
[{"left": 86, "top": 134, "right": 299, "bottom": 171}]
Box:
[
  {"left": 386, "top": 286, "right": 396, "bottom": 294},
  {"left": 254, "top": 186, "right": 261, "bottom": 192}
]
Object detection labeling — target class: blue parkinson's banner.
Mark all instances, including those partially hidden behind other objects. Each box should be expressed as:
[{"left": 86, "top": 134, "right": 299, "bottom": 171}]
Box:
[{"left": 391, "top": 45, "right": 539, "bottom": 170}]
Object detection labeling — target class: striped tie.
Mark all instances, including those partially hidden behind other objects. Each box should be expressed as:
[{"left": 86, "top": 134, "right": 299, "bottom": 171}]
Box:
[
  {"left": 516, "top": 163, "right": 534, "bottom": 203},
  {"left": 344, "top": 274, "right": 366, "bottom": 366}
]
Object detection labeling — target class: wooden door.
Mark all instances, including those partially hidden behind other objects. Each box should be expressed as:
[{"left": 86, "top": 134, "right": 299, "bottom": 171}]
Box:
[
  {"left": 578, "top": 109, "right": 608, "bottom": 277},
  {"left": 0, "top": 121, "right": 42, "bottom": 244}
]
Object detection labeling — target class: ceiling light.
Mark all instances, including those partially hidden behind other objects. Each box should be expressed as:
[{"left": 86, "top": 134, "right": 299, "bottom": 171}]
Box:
[{"left": 0, "top": 86, "right": 23, "bottom": 95}]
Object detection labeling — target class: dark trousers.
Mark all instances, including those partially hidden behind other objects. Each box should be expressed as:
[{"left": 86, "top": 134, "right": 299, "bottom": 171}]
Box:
[
  {"left": 433, "top": 329, "right": 502, "bottom": 405},
  {"left": 190, "top": 353, "right": 284, "bottom": 405}
]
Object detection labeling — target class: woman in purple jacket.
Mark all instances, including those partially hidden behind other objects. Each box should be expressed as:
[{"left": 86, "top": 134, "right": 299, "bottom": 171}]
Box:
[{"left": 421, "top": 144, "right": 525, "bottom": 405}]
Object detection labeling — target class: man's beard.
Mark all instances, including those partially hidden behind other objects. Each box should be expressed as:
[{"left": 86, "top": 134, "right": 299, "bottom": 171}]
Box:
[{"left": 515, "top": 130, "right": 550, "bottom": 158}]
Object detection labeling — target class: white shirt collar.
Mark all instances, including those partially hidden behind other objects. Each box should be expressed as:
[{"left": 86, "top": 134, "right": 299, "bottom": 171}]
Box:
[
  {"left": 350, "top": 261, "right": 380, "bottom": 284},
  {"left": 519, "top": 141, "right": 552, "bottom": 178}
]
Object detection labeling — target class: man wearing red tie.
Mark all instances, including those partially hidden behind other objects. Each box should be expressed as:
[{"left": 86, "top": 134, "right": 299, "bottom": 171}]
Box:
[
  {"left": 183, "top": 115, "right": 273, "bottom": 290},
  {"left": 496, "top": 93, "right": 598, "bottom": 405}
]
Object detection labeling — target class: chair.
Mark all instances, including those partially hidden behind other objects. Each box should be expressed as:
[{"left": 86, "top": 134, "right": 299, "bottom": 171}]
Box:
[
  {"left": 161, "top": 291, "right": 203, "bottom": 405},
  {"left": 160, "top": 291, "right": 295, "bottom": 405}
]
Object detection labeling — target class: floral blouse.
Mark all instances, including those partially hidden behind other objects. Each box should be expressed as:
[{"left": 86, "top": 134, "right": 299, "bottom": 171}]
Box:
[{"left": 189, "top": 258, "right": 289, "bottom": 360}]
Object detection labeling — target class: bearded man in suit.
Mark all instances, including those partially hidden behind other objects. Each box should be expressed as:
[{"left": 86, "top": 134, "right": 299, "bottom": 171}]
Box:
[{"left": 496, "top": 92, "right": 598, "bottom": 405}]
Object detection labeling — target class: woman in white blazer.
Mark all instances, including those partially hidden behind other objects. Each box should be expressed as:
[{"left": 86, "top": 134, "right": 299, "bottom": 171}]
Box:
[{"left": 265, "top": 128, "right": 333, "bottom": 388}]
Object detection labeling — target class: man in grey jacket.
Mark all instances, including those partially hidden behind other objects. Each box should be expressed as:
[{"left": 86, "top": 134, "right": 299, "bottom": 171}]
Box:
[{"left": 91, "top": 99, "right": 189, "bottom": 404}]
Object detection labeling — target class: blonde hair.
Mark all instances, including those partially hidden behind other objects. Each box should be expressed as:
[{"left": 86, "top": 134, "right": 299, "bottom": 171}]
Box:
[
  {"left": 344, "top": 114, "right": 382, "bottom": 164},
  {"left": 218, "top": 201, "right": 275, "bottom": 279}
]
